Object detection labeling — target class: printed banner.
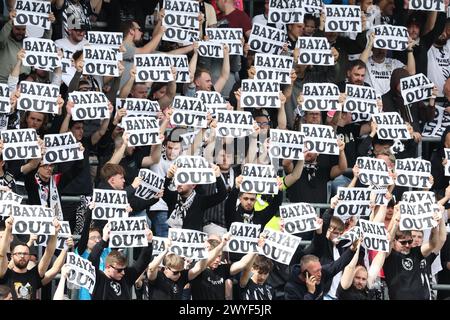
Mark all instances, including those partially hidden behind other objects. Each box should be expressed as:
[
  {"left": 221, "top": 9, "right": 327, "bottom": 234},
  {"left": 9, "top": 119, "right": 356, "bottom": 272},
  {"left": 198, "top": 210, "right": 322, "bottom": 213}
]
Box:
[
  {"left": 205, "top": 28, "right": 243, "bottom": 55},
  {"left": 359, "top": 220, "right": 389, "bottom": 252},
  {"left": 279, "top": 203, "right": 318, "bottom": 234},
  {"left": 259, "top": 229, "right": 302, "bottom": 265},
  {"left": 43, "top": 132, "right": 83, "bottom": 164},
  {"left": 248, "top": 23, "right": 286, "bottom": 55},
  {"left": 372, "top": 112, "right": 411, "bottom": 140},
  {"left": 109, "top": 217, "right": 148, "bottom": 248},
  {"left": 241, "top": 80, "right": 280, "bottom": 108},
  {"left": 269, "top": 129, "right": 304, "bottom": 160},
  {"left": 241, "top": 164, "right": 279, "bottom": 195},
  {"left": 215, "top": 110, "right": 255, "bottom": 138},
  {"left": 168, "top": 228, "right": 208, "bottom": 260},
  {"left": 134, "top": 54, "right": 174, "bottom": 83},
  {"left": 395, "top": 158, "right": 432, "bottom": 189},
  {"left": 356, "top": 156, "right": 393, "bottom": 186},
  {"left": 174, "top": 156, "right": 216, "bottom": 185},
  {"left": 122, "top": 117, "right": 160, "bottom": 146},
  {"left": 14, "top": 0, "right": 51, "bottom": 29},
  {"left": 301, "top": 124, "right": 339, "bottom": 155},
  {"left": 69, "top": 91, "right": 110, "bottom": 121},
  {"left": 254, "top": 53, "right": 294, "bottom": 85},
  {"left": 1, "top": 128, "right": 40, "bottom": 161},
  {"left": 302, "top": 83, "right": 341, "bottom": 112},
  {"left": 23, "top": 38, "right": 60, "bottom": 71},
  {"left": 224, "top": 222, "right": 261, "bottom": 254},
  {"left": 17, "top": 81, "right": 59, "bottom": 114},
  {"left": 400, "top": 73, "right": 434, "bottom": 104},
  {"left": 91, "top": 189, "right": 129, "bottom": 220},
  {"left": 170, "top": 96, "right": 208, "bottom": 128},
  {"left": 66, "top": 252, "right": 96, "bottom": 294},
  {"left": 373, "top": 25, "right": 409, "bottom": 51},
  {"left": 135, "top": 169, "right": 165, "bottom": 200},
  {"left": 296, "top": 37, "right": 334, "bottom": 65},
  {"left": 325, "top": 5, "right": 362, "bottom": 32}
]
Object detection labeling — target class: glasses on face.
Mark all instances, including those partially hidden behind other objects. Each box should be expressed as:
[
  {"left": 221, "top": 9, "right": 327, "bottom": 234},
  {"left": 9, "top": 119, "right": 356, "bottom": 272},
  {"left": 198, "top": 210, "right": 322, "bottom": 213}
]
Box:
[
  {"left": 110, "top": 265, "right": 126, "bottom": 273},
  {"left": 167, "top": 267, "right": 182, "bottom": 275},
  {"left": 397, "top": 239, "right": 413, "bottom": 246},
  {"left": 134, "top": 26, "right": 142, "bottom": 31},
  {"left": 13, "top": 252, "right": 30, "bottom": 257},
  {"left": 89, "top": 236, "right": 102, "bottom": 241}
]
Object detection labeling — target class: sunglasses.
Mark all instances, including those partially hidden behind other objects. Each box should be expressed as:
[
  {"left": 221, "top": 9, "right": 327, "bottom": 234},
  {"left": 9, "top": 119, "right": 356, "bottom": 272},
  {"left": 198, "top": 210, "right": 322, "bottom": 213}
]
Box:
[
  {"left": 397, "top": 239, "right": 413, "bottom": 245},
  {"left": 110, "top": 265, "right": 126, "bottom": 273},
  {"left": 167, "top": 267, "right": 181, "bottom": 275}
]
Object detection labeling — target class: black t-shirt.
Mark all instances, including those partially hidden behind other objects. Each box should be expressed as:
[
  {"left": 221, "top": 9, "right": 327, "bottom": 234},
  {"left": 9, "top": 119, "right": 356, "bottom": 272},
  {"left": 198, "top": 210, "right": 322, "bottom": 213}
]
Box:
[
  {"left": 336, "top": 283, "right": 372, "bottom": 300},
  {"left": 287, "top": 154, "right": 339, "bottom": 204},
  {"left": 148, "top": 270, "right": 189, "bottom": 300},
  {"left": 92, "top": 272, "right": 133, "bottom": 300},
  {"left": 190, "top": 264, "right": 231, "bottom": 300},
  {"left": 240, "top": 278, "right": 274, "bottom": 300},
  {"left": 120, "top": 146, "right": 149, "bottom": 185},
  {"left": 336, "top": 123, "right": 361, "bottom": 170},
  {"left": 0, "top": 267, "right": 43, "bottom": 300},
  {"left": 384, "top": 247, "right": 429, "bottom": 300}
]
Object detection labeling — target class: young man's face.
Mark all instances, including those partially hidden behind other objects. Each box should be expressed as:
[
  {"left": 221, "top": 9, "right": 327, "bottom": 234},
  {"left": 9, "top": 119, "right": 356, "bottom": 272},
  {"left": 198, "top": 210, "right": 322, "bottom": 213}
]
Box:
[
  {"left": 12, "top": 245, "right": 30, "bottom": 270},
  {"left": 109, "top": 174, "right": 125, "bottom": 190},
  {"left": 38, "top": 164, "right": 55, "bottom": 181},
  {"left": 348, "top": 66, "right": 366, "bottom": 85},
  {"left": 353, "top": 268, "right": 368, "bottom": 290},
  {"left": 164, "top": 265, "right": 183, "bottom": 281},
  {"left": 131, "top": 84, "right": 148, "bottom": 99},
  {"left": 11, "top": 25, "right": 26, "bottom": 41},
  {"left": 407, "top": 24, "right": 420, "bottom": 41},
  {"left": 87, "top": 230, "right": 102, "bottom": 251},
  {"left": 394, "top": 236, "right": 413, "bottom": 254},
  {"left": 166, "top": 141, "right": 181, "bottom": 161},
  {"left": 26, "top": 112, "right": 45, "bottom": 130},
  {"left": 209, "top": 254, "right": 222, "bottom": 270},
  {"left": 304, "top": 111, "right": 322, "bottom": 125},
  {"left": 326, "top": 223, "right": 343, "bottom": 241},
  {"left": 176, "top": 184, "right": 195, "bottom": 197},
  {"left": 303, "top": 19, "right": 316, "bottom": 36},
  {"left": 288, "top": 23, "right": 304, "bottom": 39},
  {"left": 107, "top": 263, "right": 126, "bottom": 281},
  {"left": 71, "top": 122, "right": 84, "bottom": 141},
  {"left": 152, "top": 86, "right": 167, "bottom": 100},
  {"left": 131, "top": 22, "right": 143, "bottom": 42},
  {"left": 411, "top": 231, "right": 423, "bottom": 247},
  {"left": 251, "top": 268, "right": 270, "bottom": 285},
  {"left": 69, "top": 29, "right": 86, "bottom": 43},
  {"left": 239, "top": 193, "right": 257, "bottom": 211}
]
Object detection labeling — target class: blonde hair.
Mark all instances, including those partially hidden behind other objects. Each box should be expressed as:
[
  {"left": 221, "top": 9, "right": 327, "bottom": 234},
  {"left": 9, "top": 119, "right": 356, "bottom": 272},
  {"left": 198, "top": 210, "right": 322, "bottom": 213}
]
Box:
[
  {"left": 106, "top": 250, "right": 127, "bottom": 266},
  {"left": 163, "top": 253, "right": 185, "bottom": 269}
]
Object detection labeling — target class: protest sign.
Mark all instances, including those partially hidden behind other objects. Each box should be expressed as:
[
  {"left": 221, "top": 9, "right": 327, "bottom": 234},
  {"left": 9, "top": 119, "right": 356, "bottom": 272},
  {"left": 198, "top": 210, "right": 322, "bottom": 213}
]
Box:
[
  {"left": 163, "top": 10, "right": 199, "bottom": 30},
  {"left": 269, "top": 129, "right": 304, "bottom": 160},
  {"left": 23, "top": 37, "right": 60, "bottom": 71},
  {"left": 399, "top": 201, "right": 439, "bottom": 230},
  {"left": 359, "top": 220, "right": 389, "bottom": 252},
  {"left": 409, "top": 0, "right": 445, "bottom": 11},
  {"left": 241, "top": 80, "right": 280, "bottom": 109},
  {"left": 303, "top": 0, "right": 324, "bottom": 14},
  {"left": 135, "top": 169, "right": 165, "bottom": 200},
  {"left": 66, "top": 252, "right": 96, "bottom": 294},
  {"left": 0, "top": 84, "right": 10, "bottom": 113},
  {"left": 248, "top": 23, "right": 286, "bottom": 55},
  {"left": 422, "top": 106, "right": 450, "bottom": 138},
  {"left": 87, "top": 31, "right": 123, "bottom": 48},
  {"left": 197, "top": 41, "right": 224, "bottom": 58},
  {"left": 163, "top": 25, "right": 200, "bottom": 44},
  {"left": 268, "top": 0, "right": 303, "bottom": 24},
  {"left": 0, "top": 190, "right": 23, "bottom": 216},
  {"left": 109, "top": 217, "right": 148, "bottom": 248},
  {"left": 195, "top": 91, "right": 227, "bottom": 116},
  {"left": 356, "top": 156, "right": 393, "bottom": 186},
  {"left": 11, "top": 205, "right": 55, "bottom": 235},
  {"left": 279, "top": 203, "right": 318, "bottom": 234},
  {"left": 372, "top": 112, "right": 411, "bottom": 140},
  {"left": 35, "top": 221, "right": 72, "bottom": 250},
  {"left": 134, "top": 54, "right": 174, "bottom": 83},
  {"left": 259, "top": 229, "right": 301, "bottom": 265},
  {"left": 116, "top": 98, "right": 160, "bottom": 117},
  {"left": 152, "top": 236, "right": 169, "bottom": 256},
  {"left": 43, "top": 132, "right": 83, "bottom": 164},
  {"left": 325, "top": 5, "right": 362, "bottom": 32},
  {"left": 174, "top": 156, "right": 216, "bottom": 185},
  {"left": 14, "top": 0, "right": 51, "bottom": 29},
  {"left": 205, "top": 28, "right": 243, "bottom": 55},
  {"left": 401, "top": 191, "right": 436, "bottom": 203},
  {"left": 170, "top": 96, "right": 208, "bottom": 128},
  {"left": 373, "top": 25, "right": 409, "bottom": 51},
  {"left": 445, "top": 148, "right": 450, "bottom": 176},
  {"left": 69, "top": 91, "right": 110, "bottom": 121},
  {"left": 352, "top": 112, "right": 372, "bottom": 123},
  {"left": 215, "top": 110, "right": 254, "bottom": 138},
  {"left": 335, "top": 226, "right": 363, "bottom": 247},
  {"left": 343, "top": 84, "right": 378, "bottom": 114},
  {"left": 168, "top": 228, "right": 208, "bottom": 260},
  {"left": 122, "top": 117, "right": 160, "bottom": 146},
  {"left": 254, "top": 53, "right": 294, "bottom": 84},
  {"left": 224, "top": 222, "right": 261, "bottom": 254},
  {"left": 335, "top": 187, "right": 372, "bottom": 219},
  {"left": 164, "top": 0, "right": 200, "bottom": 13},
  {"left": 301, "top": 124, "right": 339, "bottom": 155},
  {"left": 83, "top": 46, "right": 119, "bottom": 77},
  {"left": 400, "top": 73, "right": 434, "bottom": 104},
  {"left": 17, "top": 81, "right": 59, "bottom": 114},
  {"left": 167, "top": 54, "right": 190, "bottom": 83},
  {"left": 296, "top": 37, "right": 334, "bottom": 65},
  {"left": 302, "top": 83, "right": 341, "bottom": 112},
  {"left": 1, "top": 128, "right": 40, "bottom": 161},
  {"left": 241, "top": 164, "right": 279, "bottom": 195},
  {"left": 91, "top": 189, "right": 129, "bottom": 220},
  {"left": 395, "top": 158, "right": 432, "bottom": 189}
]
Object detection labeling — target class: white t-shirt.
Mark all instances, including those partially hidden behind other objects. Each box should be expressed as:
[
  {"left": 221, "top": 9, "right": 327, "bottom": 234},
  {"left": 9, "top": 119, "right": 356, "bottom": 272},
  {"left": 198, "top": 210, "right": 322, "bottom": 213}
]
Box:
[
  {"left": 149, "top": 154, "right": 174, "bottom": 211},
  {"left": 54, "top": 37, "right": 89, "bottom": 86},
  {"left": 365, "top": 56, "right": 404, "bottom": 95},
  {"left": 427, "top": 43, "right": 450, "bottom": 97}
]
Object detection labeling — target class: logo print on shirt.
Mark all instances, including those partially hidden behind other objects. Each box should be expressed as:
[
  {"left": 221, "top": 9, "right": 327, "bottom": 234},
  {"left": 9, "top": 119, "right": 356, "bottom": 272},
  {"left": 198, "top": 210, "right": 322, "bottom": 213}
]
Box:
[
  {"left": 110, "top": 281, "right": 122, "bottom": 296},
  {"left": 402, "top": 258, "right": 413, "bottom": 271}
]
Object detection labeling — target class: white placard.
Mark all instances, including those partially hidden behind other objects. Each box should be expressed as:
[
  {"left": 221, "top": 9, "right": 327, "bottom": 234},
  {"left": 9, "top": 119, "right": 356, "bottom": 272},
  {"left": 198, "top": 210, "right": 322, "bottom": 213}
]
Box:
[
  {"left": 14, "top": 0, "right": 51, "bottom": 29},
  {"left": 296, "top": 37, "right": 334, "bottom": 65},
  {"left": 422, "top": 106, "right": 450, "bottom": 138},
  {"left": 66, "top": 252, "right": 96, "bottom": 294},
  {"left": 395, "top": 158, "right": 432, "bottom": 189},
  {"left": 269, "top": 129, "right": 304, "bottom": 160},
  {"left": 195, "top": 91, "right": 227, "bottom": 116},
  {"left": 135, "top": 169, "right": 165, "bottom": 200},
  {"left": 17, "top": 81, "right": 59, "bottom": 114},
  {"left": 215, "top": 110, "right": 255, "bottom": 138},
  {"left": 372, "top": 112, "right": 411, "bottom": 140},
  {"left": 224, "top": 222, "right": 261, "bottom": 254},
  {"left": 83, "top": 46, "right": 119, "bottom": 77},
  {"left": 205, "top": 28, "right": 243, "bottom": 55},
  {"left": 0, "top": 128, "right": 40, "bottom": 161},
  {"left": 91, "top": 189, "right": 129, "bottom": 220},
  {"left": 248, "top": 23, "right": 286, "bottom": 55},
  {"left": 162, "top": 10, "right": 199, "bottom": 30},
  {"left": 356, "top": 156, "right": 394, "bottom": 186},
  {"left": 343, "top": 84, "right": 378, "bottom": 114},
  {"left": 116, "top": 98, "right": 160, "bottom": 117},
  {"left": 241, "top": 80, "right": 280, "bottom": 108},
  {"left": 163, "top": 25, "right": 200, "bottom": 44},
  {"left": 0, "top": 84, "right": 11, "bottom": 113},
  {"left": 373, "top": 25, "right": 409, "bottom": 51},
  {"left": 279, "top": 203, "right": 318, "bottom": 234},
  {"left": 23, "top": 38, "right": 60, "bottom": 71},
  {"left": 11, "top": 205, "right": 55, "bottom": 235},
  {"left": 445, "top": 148, "right": 450, "bottom": 176},
  {"left": 254, "top": 53, "right": 294, "bottom": 85},
  {"left": 334, "top": 187, "right": 372, "bottom": 219},
  {"left": 359, "top": 220, "right": 389, "bottom": 252},
  {"left": 400, "top": 73, "right": 434, "bottom": 104},
  {"left": 409, "top": 0, "right": 445, "bottom": 11},
  {"left": 109, "top": 217, "right": 148, "bottom": 248},
  {"left": 69, "top": 91, "right": 110, "bottom": 121},
  {"left": 197, "top": 41, "right": 224, "bottom": 58},
  {"left": 122, "top": 117, "right": 161, "bottom": 147},
  {"left": 174, "top": 156, "right": 216, "bottom": 185},
  {"left": 43, "top": 132, "right": 83, "bottom": 164},
  {"left": 259, "top": 229, "right": 302, "bottom": 265},
  {"left": 399, "top": 201, "right": 439, "bottom": 230},
  {"left": 268, "top": 0, "right": 303, "bottom": 24},
  {"left": 325, "top": 5, "right": 362, "bottom": 32},
  {"left": 0, "top": 191, "right": 23, "bottom": 216},
  {"left": 170, "top": 96, "right": 208, "bottom": 128},
  {"left": 168, "top": 228, "right": 208, "bottom": 260},
  {"left": 302, "top": 83, "right": 341, "bottom": 112},
  {"left": 134, "top": 54, "right": 174, "bottom": 83},
  {"left": 241, "top": 164, "right": 279, "bottom": 195},
  {"left": 301, "top": 124, "right": 339, "bottom": 155}
]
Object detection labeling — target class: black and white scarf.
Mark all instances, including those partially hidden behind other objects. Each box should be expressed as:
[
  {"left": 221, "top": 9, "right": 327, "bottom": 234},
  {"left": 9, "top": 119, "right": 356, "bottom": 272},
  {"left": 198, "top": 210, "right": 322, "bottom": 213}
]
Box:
[
  {"left": 35, "top": 173, "right": 63, "bottom": 220},
  {"left": 166, "top": 190, "right": 196, "bottom": 229}
]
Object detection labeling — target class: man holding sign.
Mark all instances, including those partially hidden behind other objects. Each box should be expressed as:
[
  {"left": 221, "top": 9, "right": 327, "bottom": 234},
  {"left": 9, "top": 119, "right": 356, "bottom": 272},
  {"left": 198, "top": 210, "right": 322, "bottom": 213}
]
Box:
[{"left": 0, "top": 216, "right": 60, "bottom": 300}]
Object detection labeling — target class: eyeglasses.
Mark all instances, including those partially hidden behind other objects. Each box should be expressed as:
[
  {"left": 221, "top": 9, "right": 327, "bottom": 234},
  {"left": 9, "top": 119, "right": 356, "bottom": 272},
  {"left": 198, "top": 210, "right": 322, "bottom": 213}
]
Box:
[
  {"left": 257, "top": 121, "right": 270, "bottom": 127},
  {"left": 89, "top": 236, "right": 102, "bottom": 241},
  {"left": 134, "top": 26, "right": 142, "bottom": 31},
  {"left": 397, "top": 239, "right": 413, "bottom": 246},
  {"left": 110, "top": 265, "right": 126, "bottom": 273},
  {"left": 167, "top": 267, "right": 182, "bottom": 275},
  {"left": 13, "top": 252, "right": 30, "bottom": 257}
]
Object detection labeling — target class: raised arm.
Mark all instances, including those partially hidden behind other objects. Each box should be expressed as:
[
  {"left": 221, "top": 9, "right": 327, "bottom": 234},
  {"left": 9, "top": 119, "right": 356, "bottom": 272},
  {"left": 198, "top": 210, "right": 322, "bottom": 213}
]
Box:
[
  {"left": 147, "top": 246, "right": 169, "bottom": 281},
  {"left": 214, "top": 44, "right": 230, "bottom": 94},
  {"left": 283, "top": 158, "right": 304, "bottom": 188},
  {"left": 359, "top": 33, "right": 374, "bottom": 63},
  {"left": 277, "top": 92, "right": 287, "bottom": 130},
  {"left": 340, "top": 240, "right": 361, "bottom": 290},
  {"left": 42, "top": 238, "right": 73, "bottom": 286},
  {"left": 405, "top": 38, "right": 416, "bottom": 75},
  {"left": 107, "top": 133, "right": 127, "bottom": 165},
  {"left": 230, "top": 251, "right": 258, "bottom": 276},
  {"left": 53, "top": 265, "right": 69, "bottom": 300},
  {"left": 330, "top": 139, "right": 347, "bottom": 179},
  {"left": 0, "top": 216, "right": 12, "bottom": 278},
  {"left": 119, "top": 66, "right": 136, "bottom": 98},
  {"left": 367, "top": 250, "right": 386, "bottom": 289},
  {"left": 38, "top": 219, "right": 61, "bottom": 278},
  {"left": 91, "top": 102, "right": 113, "bottom": 146}
]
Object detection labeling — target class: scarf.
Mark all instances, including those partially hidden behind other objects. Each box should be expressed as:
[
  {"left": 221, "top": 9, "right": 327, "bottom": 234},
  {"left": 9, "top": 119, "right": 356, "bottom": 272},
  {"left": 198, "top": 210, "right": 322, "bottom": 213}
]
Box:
[
  {"left": 35, "top": 173, "right": 63, "bottom": 220},
  {"left": 236, "top": 205, "right": 254, "bottom": 224},
  {"left": 166, "top": 190, "right": 196, "bottom": 229}
]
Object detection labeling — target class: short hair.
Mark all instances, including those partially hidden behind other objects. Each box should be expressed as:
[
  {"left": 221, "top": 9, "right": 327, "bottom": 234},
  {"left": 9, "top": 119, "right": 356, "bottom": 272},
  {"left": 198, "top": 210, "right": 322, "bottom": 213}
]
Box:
[
  {"left": 375, "top": 149, "right": 396, "bottom": 164},
  {"left": 166, "top": 127, "right": 186, "bottom": 143},
  {"left": 100, "top": 163, "right": 125, "bottom": 181},
  {"left": 329, "top": 216, "right": 345, "bottom": 232},
  {"left": 0, "top": 285, "right": 11, "bottom": 299},
  {"left": 300, "top": 254, "right": 319, "bottom": 271},
  {"left": 347, "top": 59, "right": 367, "bottom": 72},
  {"left": 89, "top": 227, "right": 101, "bottom": 235},
  {"left": 395, "top": 230, "right": 412, "bottom": 240},
  {"left": 68, "top": 119, "right": 84, "bottom": 130},
  {"left": 120, "top": 20, "right": 136, "bottom": 37},
  {"left": 12, "top": 243, "right": 29, "bottom": 253},
  {"left": 194, "top": 68, "right": 210, "bottom": 82},
  {"left": 106, "top": 250, "right": 127, "bottom": 266},
  {"left": 252, "top": 256, "right": 274, "bottom": 274},
  {"left": 163, "top": 253, "right": 185, "bottom": 269},
  {"left": 207, "top": 239, "right": 221, "bottom": 250},
  {"left": 303, "top": 14, "right": 316, "bottom": 24},
  {"left": 21, "top": 111, "right": 48, "bottom": 131}
]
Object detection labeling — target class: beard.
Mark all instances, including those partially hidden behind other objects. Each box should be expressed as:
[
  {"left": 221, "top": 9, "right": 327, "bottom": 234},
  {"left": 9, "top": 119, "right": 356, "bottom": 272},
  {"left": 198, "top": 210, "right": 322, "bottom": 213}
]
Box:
[
  {"left": 15, "top": 259, "right": 28, "bottom": 269},
  {"left": 435, "top": 37, "right": 447, "bottom": 47}
]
